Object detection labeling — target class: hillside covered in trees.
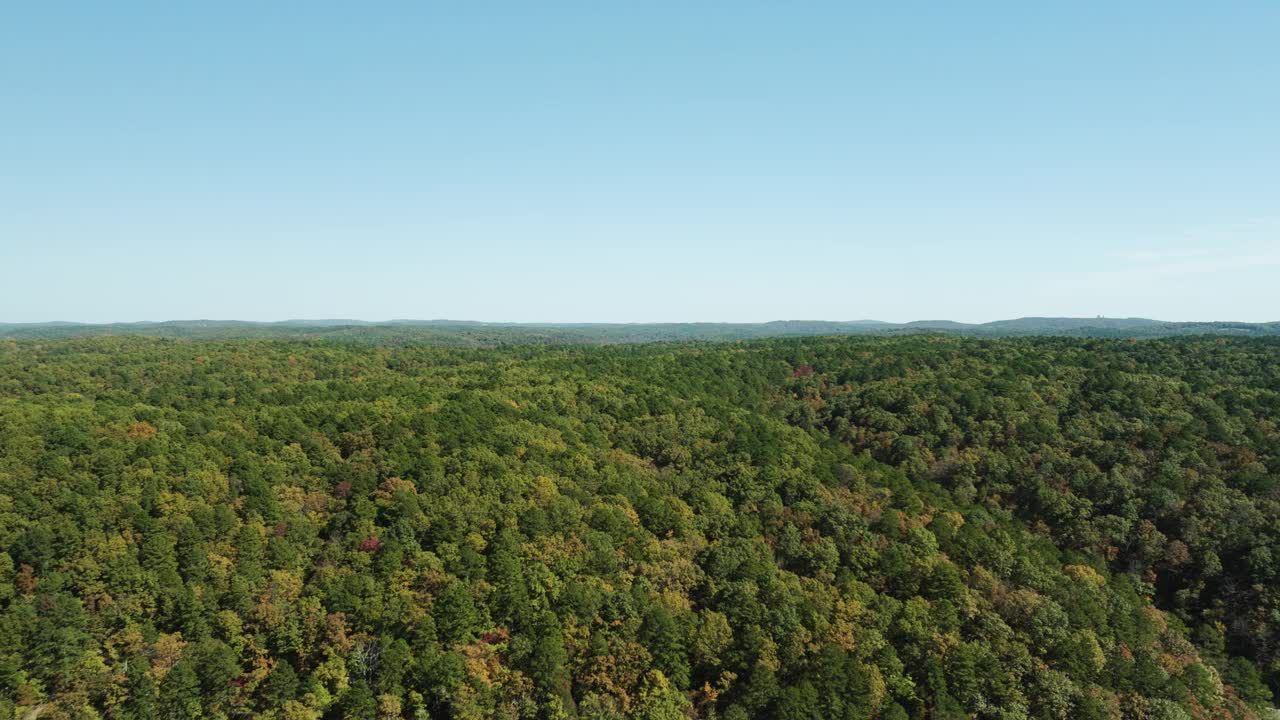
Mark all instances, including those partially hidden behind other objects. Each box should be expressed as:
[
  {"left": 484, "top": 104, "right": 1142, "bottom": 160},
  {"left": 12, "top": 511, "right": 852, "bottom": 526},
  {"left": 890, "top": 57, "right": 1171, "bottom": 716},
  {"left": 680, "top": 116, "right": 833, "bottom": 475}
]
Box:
[
  {"left": 1, "top": 335, "right": 1278, "bottom": 719},
  {"left": 3, "top": 317, "right": 1278, "bottom": 344}
]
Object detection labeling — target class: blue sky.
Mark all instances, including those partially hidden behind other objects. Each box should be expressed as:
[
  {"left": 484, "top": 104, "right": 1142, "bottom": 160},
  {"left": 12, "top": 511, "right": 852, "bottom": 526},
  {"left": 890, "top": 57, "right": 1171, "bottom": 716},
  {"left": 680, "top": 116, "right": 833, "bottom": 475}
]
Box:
[{"left": 3, "top": 2, "right": 1277, "bottom": 323}]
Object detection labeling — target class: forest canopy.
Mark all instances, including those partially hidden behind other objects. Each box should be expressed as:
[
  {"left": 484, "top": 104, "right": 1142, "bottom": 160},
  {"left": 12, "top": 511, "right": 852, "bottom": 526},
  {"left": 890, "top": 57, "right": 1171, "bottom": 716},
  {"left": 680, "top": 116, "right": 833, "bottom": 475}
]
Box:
[{"left": 1, "top": 335, "right": 1278, "bottom": 719}]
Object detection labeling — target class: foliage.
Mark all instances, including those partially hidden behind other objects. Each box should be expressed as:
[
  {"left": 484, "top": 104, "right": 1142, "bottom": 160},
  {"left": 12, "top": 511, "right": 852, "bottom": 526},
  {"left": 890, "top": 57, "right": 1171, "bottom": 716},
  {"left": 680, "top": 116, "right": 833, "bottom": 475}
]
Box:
[{"left": 0, "top": 335, "right": 1277, "bottom": 719}]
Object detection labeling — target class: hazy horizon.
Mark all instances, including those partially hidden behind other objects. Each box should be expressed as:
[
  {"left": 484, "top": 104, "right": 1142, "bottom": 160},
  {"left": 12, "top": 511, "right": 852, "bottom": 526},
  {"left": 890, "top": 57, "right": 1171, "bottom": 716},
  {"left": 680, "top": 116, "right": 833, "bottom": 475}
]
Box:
[{"left": 5, "top": 314, "right": 1277, "bottom": 327}]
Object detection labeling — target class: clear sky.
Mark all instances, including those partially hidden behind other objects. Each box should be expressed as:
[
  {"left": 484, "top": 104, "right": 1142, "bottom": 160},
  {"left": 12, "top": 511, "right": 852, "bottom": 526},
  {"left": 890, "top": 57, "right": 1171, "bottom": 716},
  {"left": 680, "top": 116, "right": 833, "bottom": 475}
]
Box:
[{"left": 3, "top": 2, "right": 1277, "bottom": 323}]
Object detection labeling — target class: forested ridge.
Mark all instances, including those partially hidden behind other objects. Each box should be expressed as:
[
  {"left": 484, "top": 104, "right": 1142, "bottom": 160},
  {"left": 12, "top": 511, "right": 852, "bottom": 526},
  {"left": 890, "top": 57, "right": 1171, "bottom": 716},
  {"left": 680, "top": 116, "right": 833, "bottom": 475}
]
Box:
[
  {"left": 1, "top": 336, "right": 1277, "bottom": 719},
  {"left": 4, "top": 318, "right": 1278, "bottom": 344}
]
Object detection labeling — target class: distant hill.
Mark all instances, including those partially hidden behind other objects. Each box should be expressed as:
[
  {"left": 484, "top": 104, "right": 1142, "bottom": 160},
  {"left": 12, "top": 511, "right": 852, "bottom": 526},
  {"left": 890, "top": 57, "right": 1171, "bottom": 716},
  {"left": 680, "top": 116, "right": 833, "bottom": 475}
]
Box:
[
  {"left": 1, "top": 317, "right": 1277, "bottom": 344},
  {"left": 964, "top": 317, "right": 1280, "bottom": 337},
  {"left": 984, "top": 316, "right": 1162, "bottom": 329},
  {"left": 904, "top": 320, "right": 976, "bottom": 330}
]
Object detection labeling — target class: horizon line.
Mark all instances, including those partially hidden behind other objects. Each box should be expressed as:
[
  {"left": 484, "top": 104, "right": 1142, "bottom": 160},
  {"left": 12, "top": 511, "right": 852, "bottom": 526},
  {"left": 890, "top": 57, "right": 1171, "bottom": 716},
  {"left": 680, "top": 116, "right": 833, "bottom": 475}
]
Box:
[{"left": 5, "top": 316, "right": 1278, "bottom": 327}]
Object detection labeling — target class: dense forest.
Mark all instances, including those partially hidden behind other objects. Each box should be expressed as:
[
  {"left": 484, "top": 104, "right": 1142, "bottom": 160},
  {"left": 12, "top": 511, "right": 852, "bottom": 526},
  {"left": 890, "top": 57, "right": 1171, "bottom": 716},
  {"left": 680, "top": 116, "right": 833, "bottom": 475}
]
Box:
[{"left": 1, "top": 335, "right": 1278, "bottom": 719}]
